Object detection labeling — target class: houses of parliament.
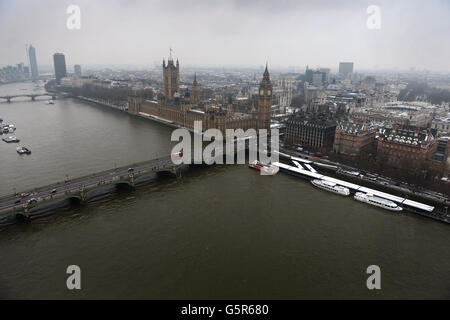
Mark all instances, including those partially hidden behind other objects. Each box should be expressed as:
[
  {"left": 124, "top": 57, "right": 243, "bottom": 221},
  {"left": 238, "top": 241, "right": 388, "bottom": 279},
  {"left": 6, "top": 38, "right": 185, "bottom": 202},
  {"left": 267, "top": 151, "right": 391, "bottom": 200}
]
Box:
[{"left": 128, "top": 55, "right": 272, "bottom": 134}]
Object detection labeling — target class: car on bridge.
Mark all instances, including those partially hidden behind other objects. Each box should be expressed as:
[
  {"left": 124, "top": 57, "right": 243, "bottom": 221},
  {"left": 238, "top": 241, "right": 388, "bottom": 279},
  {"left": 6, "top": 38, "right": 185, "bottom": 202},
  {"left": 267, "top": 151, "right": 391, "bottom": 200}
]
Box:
[
  {"left": 20, "top": 192, "right": 30, "bottom": 198},
  {"left": 51, "top": 188, "right": 57, "bottom": 194}
]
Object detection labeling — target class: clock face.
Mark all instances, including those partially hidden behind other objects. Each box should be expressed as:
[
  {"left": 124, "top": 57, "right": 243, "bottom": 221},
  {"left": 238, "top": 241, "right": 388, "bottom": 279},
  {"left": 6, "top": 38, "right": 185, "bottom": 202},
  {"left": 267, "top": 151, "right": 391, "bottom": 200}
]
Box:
[
  {"left": 268, "top": 90, "right": 271, "bottom": 95},
  {"left": 260, "top": 90, "right": 264, "bottom": 96}
]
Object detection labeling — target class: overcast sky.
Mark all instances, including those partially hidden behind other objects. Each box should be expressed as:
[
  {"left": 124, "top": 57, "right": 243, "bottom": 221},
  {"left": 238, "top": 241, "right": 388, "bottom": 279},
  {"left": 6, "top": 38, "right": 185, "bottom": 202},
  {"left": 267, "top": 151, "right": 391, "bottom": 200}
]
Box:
[{"left": 1, "top": 0, "right": 449, "bottom": 71}]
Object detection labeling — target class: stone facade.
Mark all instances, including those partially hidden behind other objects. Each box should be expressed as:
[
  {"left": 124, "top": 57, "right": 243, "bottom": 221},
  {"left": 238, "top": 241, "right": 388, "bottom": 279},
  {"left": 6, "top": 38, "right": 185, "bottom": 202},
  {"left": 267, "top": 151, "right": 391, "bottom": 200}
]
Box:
[
  {"left": 163, "top": 57, "right": 179, "bottom": 98},
  {"left": 333, "top": 122, "right": 376, "bottom": 156},
  {"left": 376, "top": 125, "right": 438, "bottom": 166},
  {"left": 128, "top": 58, "right": 272, "bottom": 134}
]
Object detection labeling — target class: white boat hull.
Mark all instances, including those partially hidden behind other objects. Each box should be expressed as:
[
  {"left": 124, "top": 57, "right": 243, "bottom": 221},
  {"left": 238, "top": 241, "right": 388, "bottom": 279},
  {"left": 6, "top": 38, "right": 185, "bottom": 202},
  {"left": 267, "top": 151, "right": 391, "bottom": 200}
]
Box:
[
  {"left": 354, "top": 193, "right": 402, "bottom": 212},
  {"left": 311, "top": 179, "right": 350, "bottom": 196}
]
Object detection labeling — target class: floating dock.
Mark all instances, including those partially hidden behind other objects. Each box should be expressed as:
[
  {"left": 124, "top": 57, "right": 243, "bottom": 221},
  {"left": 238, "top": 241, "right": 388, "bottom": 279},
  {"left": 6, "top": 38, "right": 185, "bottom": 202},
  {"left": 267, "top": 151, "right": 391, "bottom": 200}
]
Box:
[{"left": 272, "top": 161, "right": 435, "bottom": 215}]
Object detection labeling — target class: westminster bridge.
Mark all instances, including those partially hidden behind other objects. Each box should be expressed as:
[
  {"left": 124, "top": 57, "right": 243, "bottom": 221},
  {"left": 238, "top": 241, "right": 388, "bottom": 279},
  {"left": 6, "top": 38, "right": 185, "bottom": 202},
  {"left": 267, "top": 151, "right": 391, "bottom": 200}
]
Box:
[
  {"left": 0, "top": 154, "right": 186, "bottom": 225},
  {"left": 0, "top": 92, "right": 60, "bottom": 102},
  {"left": 0, "top": 136, "right": 255, "bottom": 226}
]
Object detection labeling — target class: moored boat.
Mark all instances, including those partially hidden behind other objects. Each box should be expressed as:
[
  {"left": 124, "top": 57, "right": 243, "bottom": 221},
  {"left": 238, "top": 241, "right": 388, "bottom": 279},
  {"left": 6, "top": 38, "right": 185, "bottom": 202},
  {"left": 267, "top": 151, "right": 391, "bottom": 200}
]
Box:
[
  {"left": 354, "top": 192, "right": 402, "bottom": 211},
  {"left": 311, "top": 179, "right": 350, "bottom": 196},
  {"left": 248, "top": 160, "right": 279, "bottom": 175},
  {"left": 2, "top": 136, "right": 20, "bottom": 143},
  {"left": 16, "top": 146, "right": 31, "bottom": 155}
]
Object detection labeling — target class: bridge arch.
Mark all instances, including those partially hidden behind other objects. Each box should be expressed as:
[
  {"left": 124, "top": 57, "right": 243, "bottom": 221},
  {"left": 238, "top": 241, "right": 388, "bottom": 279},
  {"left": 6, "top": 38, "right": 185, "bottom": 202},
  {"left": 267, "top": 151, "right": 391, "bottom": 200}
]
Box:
[
  {"left": 66, "top": 196, "right": 82, "bottom": 205},
  {"left": 115, "top": 181, "right": 133, "bottom": 189},
  {"left": 156, "top": 169, "right": 178, "bottom": 178}
]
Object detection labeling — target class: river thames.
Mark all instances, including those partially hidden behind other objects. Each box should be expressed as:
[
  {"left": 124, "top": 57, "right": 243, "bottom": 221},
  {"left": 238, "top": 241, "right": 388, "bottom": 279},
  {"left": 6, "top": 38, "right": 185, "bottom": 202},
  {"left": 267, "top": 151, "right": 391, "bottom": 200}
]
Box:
[{"left": 0, "top": 82, "right": 449, "bottom": 299}]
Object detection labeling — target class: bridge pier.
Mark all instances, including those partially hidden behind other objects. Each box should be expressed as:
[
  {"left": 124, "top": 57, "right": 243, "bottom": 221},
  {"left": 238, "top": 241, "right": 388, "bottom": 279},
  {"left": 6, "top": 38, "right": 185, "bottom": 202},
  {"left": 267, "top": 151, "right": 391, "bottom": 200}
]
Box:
[
  {"left": 16, "top": 204, "right": 31, "bottom": 222},
  {"left": 79, "top": 186, "right": 86, "bottom": 204},
  {"left": 52, "top": 96, "right": 56, "bottom": 100},
  {"left": 129, "top": 173, "right": 135, "bottom": 187},
  {"left": 23, "top": 205, "right": 29, "bottom": 218},
  {"left": 172, "top": 167, "right": 182, "bottom": 179},
  {"left": 31, "top": 96, "right": 36, "bottom": 101},
  {"left": 6, "top": 97, "right": 11, "bottom": 103}
]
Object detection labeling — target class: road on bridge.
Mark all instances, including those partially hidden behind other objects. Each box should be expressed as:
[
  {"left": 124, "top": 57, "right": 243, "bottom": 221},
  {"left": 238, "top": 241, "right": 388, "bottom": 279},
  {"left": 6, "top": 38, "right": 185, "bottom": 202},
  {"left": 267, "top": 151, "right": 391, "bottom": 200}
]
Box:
[
  {"left": 0, "top": 137, "right": 254, "bottom": 216},
  {"left": 0, "top": 155, "right": 176, "bottom": 214}
]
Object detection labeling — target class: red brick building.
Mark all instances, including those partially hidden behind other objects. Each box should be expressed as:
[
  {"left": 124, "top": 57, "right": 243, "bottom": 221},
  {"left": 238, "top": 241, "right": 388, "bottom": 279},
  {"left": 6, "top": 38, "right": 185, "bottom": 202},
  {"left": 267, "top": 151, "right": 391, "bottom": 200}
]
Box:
[
  {"left": 375, "top": 125, "right": 438, "bottom": 166},
  {"left": 333, "top": 122, "right": 377, "bottom": 157}
]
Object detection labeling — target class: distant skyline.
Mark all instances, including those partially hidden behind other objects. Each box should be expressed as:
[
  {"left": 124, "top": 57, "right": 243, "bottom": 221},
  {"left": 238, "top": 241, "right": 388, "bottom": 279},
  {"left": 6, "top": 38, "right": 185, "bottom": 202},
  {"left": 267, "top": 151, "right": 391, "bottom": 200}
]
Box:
[{"left": 1, "top": 0, "right": 449, "bottom": 72}]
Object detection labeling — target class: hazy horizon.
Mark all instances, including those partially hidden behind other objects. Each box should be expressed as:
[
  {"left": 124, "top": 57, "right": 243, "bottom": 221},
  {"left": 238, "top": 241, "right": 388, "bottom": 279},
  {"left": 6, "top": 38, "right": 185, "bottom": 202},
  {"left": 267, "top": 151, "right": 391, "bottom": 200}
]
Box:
[{"left": 1, "top": 0, "right": 449, "bottom": 72}]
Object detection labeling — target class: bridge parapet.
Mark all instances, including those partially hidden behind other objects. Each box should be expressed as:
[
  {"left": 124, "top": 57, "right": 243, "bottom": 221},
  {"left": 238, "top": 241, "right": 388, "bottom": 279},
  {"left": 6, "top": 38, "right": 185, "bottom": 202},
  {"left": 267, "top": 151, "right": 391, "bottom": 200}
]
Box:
[{"left": 0, "top": 154, "right": 187, "bottom": 221}]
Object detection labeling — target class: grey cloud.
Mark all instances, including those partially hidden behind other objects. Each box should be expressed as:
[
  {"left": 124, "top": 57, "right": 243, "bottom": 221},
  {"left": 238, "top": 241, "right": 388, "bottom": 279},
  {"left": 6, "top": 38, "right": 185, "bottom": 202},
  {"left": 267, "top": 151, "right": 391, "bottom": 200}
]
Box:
[{"left": 0, "top": 0, "right": 449, "bottom": 71}]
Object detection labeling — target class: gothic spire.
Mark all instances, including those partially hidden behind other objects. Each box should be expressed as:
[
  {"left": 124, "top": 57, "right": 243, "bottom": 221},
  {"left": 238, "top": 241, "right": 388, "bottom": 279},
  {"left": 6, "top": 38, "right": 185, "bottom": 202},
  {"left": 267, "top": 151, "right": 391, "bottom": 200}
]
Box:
[
  {"left": 261, "top": 62, "right": 271, "bottom": 85},
  {"left": 263, "top": 62, "right": 270, "bottom": 80},
  {"left": 193, "top": 72, "right": 198, "bottom": 85}
]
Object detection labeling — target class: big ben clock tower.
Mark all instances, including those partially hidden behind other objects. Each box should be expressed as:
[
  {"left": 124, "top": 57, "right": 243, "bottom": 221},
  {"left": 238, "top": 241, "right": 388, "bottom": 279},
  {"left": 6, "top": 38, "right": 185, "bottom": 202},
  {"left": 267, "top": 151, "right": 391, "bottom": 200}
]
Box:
[{"left": 258, "top": 63, "right": 272, "bottom": 131}]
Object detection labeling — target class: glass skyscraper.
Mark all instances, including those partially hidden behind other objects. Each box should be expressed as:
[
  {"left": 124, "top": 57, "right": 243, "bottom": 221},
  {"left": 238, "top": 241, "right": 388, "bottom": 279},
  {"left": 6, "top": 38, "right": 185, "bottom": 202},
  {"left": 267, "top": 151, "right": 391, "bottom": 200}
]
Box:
[
  {"left": 53, "top": 53, "right": 67, "bottom": 84},
  {"left": 28, "top": 45, "right": 39, "bottom": 80}
]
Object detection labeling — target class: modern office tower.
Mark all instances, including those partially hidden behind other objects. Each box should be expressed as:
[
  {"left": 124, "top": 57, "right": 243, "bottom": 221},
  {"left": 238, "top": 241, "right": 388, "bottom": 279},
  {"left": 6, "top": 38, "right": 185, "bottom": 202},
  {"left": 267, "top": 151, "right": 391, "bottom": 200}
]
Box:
[
  {"left": 28, "top": 45, "right": 39, "bottom": 80},
  {"left": 74, "top": 64, "right": 82, "bottom": 78},
  {"left": 339, "top": 62, "right": 354, "bottom": 78},
  {"left": 53, "top": 53, "right": 67, "bottom": 84}
]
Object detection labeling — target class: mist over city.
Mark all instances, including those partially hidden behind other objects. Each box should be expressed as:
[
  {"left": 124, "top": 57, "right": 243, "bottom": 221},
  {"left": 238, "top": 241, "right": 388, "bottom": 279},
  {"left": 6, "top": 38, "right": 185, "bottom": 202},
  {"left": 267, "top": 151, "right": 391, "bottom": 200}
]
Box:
[{"left": 1, "top": 0, "right": 449, "bottom": 71}]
